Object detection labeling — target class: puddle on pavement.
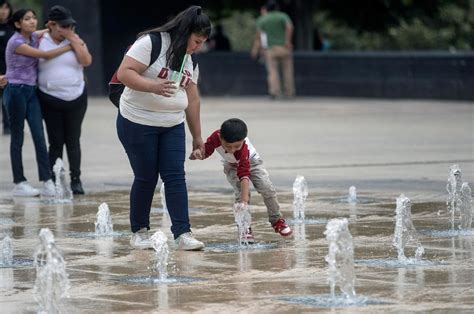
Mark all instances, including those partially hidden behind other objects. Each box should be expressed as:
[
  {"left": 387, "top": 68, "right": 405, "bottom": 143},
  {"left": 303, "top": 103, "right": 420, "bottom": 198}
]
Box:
[
  {"left": 0, "top": 218, "right": 15, "bottom": 225},
  {"left": 280, "top": 294, "right": 388, "bottom": 308},
  {"left": 286, "top": 218, "right": 328, "bottom": 225},
  {"left": 419, "top": 229, "right": 474, "bottom": 237},
  {"left": 151, "top": 207, "right": 204, "bottom": 213},
  {"left": 355, "top": 258, "right": 443, "bottom": 268},
  {"left": 205, "top": 242, "right": 277, "bottom": 253},
  {"left": 117, "top": 275, "right": 203, "bottom": 285},
  {"left": 319, "top": 196, "right": 390, "bottom": 205},
  {"left": 0, "top": 258, "right": 34, "bottom": 268},
  {"left": 65, "top": 231, "right": 129, "bottom": 238},
  {"left": 1, "top": 188, "right": 473, "bottom": 312}
]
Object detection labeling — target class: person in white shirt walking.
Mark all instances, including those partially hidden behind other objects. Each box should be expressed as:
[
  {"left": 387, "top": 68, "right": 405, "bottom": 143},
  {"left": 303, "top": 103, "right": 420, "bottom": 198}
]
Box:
[{"left": 37, "top": 5, "right": 92, "bottom": 195}]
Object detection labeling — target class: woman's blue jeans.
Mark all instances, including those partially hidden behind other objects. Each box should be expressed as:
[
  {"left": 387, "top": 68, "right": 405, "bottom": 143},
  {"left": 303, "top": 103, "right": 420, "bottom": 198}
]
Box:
[
  {"left": 117, "top": 113, "right": 191, "bottom": 239},
  {"left": 3, "top": 84, "right": 51, "bottom": 183}
]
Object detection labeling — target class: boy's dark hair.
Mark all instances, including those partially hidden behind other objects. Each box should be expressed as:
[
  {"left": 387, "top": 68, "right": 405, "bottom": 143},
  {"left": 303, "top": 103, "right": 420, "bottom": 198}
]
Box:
[
  {"left": 220, "top": 118, "right": 247, "bottom": 143},
  {"left": 9, "top": 9, "right": 35, "bottom": 31}
]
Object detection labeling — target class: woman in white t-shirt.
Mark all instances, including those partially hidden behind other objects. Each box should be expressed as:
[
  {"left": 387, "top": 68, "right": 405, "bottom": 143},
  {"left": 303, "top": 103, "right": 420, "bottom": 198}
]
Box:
[
  {"left": 116, "top": 6, "right": 210, "bottom": 251},
  {"left": 37, "top": 6, "right": 92, "bottom": 195}
]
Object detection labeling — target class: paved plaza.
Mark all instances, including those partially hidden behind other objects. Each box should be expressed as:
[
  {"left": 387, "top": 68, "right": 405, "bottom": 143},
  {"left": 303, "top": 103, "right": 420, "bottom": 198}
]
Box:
[{"left": 0, "top": 97, "right": 473, "bottom": 312}]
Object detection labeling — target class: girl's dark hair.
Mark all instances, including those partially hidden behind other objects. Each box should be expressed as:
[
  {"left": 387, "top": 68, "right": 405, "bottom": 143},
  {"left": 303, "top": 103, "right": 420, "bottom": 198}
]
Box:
[
  {"left": 0, "top": 0, "right": 13, "bottom": 20},
  {"left": 9, "top": 9, "right": 35, "bottom": 31},
  {"left": 220, "top": 118, "right": 248, "bottom": 143},
  {"left": 138, "top": 6, "right": 211, "bottom": 71}
]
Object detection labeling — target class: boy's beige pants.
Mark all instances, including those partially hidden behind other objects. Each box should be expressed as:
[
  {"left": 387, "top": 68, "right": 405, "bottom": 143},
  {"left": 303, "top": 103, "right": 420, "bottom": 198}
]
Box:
[{"left": 224, "top": 158, "right": 281, "bottom": 224}]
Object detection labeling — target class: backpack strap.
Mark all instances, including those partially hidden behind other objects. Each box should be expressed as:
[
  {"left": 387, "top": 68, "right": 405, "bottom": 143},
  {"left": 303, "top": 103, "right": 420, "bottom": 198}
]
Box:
[{"left": 149, "top": 32, "right": 162, "bottom": 66}]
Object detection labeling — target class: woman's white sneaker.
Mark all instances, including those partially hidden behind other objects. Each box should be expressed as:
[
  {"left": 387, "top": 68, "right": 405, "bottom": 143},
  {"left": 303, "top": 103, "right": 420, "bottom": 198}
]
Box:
[
  {"left": 175, "top": 232, "right": 204, "bottom": 251},
  {"left": 12, "top": 181, "right": 40, "bottom": 197},
  {"left": 130, "top": 228, "right": 153, "bottom": 250},
  {"left": 41, "top": 179, "right": 56, "bottom": 197}
]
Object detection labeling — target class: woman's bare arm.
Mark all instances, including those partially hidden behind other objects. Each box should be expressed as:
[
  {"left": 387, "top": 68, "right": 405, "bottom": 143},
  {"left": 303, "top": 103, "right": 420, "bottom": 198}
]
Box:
[
  {"left": 117, "top": 55, "right": 175, "bottom": 96},
  {"left": 15, "top": 43, "right": 72, "bottom": 60},
  {"left": 60, "top": 28, "right": 92, "bottom": 66},
  {"left": 185, "top": 82, "right": 204, "bottom": 155}
]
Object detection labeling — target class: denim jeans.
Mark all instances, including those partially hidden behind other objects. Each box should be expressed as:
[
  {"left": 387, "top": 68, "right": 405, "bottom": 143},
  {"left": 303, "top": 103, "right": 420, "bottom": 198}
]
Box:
[
  {"left": 1, "top": 89, "right": 10, "bottom": 131},
  {"left": 117, "top": 113, "right": 190, "bottom": 239},
  {"left": 3, "top": 84, "right": 51, "bottom": 183}
]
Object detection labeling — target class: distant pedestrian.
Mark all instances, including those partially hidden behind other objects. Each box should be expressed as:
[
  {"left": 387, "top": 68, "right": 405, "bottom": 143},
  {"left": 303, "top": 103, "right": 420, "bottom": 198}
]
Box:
[
  {"left": 251, "top": 5, "right": 268, "bottom": 65},
  {"left": 4, "top": 8, "right": 72, "bottom": 197},
  {"left": 255, "top": 1, "right": 295, "bottom": 99},
  {"left": 0, "top": 0, "right": 13, "bottom": 135},
  {"left": 38, "top": 5, "right": 92, "bottom": 195},
  {"left": 208, "top": 24, "right": 231, "bottom": 51}
]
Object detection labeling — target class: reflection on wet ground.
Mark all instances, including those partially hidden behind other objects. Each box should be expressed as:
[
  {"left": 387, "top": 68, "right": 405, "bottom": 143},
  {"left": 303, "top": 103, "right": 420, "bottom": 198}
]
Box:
[{"left": 0, "top": 189, "right": 473, "bottom": 312}]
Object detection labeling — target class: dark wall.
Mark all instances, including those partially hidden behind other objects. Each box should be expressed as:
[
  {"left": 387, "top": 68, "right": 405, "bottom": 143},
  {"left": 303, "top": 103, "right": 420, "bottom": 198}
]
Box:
[
  {"left": 44, "top": 0, "right": 204, "bottom": 95},
  {"left": 99, "top": 0, "right": 204, "bottom": 92},
  {"left": 194, "top": 52, "right": 474, "bottom": 100},
  {"left": 44, "top": 0, "right": 104, "bottom": 95},
  {"left": 44, "top": 1, "right": 474, "bottom": 100}
]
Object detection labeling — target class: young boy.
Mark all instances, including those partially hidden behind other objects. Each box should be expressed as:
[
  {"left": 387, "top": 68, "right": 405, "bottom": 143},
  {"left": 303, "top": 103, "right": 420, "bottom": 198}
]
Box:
[{"left": 190, "top": 118, "right": 292, "bottom": 242}]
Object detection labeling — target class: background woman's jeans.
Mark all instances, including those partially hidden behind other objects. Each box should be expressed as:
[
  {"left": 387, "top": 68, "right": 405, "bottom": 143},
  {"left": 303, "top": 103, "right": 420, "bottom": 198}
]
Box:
[
  {"left": 117, "top": 113, "right": 191, "bottom": 239},
  {"left": 3, "top": 84, "right": 51, "bottom": 183}
]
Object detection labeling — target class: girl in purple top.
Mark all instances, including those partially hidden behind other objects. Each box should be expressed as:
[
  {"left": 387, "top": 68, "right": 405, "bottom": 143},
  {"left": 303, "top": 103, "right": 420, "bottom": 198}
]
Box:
[{"left": 3, "top": 9, "right": 72, "bottom": 197}]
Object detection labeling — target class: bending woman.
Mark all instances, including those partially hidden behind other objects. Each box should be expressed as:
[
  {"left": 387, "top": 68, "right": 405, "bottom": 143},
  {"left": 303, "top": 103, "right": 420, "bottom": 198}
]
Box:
[{"left": 117, "top": 6, "right": 210, "bottom": 250}]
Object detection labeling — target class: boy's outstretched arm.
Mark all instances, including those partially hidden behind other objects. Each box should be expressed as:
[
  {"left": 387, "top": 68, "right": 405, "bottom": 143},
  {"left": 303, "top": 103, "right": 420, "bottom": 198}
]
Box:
[{"left": 240, "top": 178, "right": 250, "bottom": 204}]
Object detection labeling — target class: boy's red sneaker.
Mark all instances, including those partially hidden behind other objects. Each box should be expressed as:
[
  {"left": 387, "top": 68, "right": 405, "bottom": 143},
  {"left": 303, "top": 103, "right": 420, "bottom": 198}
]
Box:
[
  {"left": 241, "top": 227, "right": 255, "bottom": 244},
  {"left": 272, "top": 218, "right": 293, "bottom": 237}
]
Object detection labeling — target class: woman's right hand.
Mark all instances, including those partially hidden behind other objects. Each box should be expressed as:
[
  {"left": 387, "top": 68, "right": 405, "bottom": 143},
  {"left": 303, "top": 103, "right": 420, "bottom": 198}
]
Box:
[
  {"left": 0, "top": 75, "right": 7, "bottom": 88},
  {"left": 149, "top": 79, "right": 177, "bottom": 97}
]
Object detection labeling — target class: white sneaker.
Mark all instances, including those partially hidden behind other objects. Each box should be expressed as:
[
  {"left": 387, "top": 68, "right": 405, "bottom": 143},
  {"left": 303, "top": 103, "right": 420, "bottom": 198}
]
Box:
[
  {"left": 175, "top": 232, "right": 204, "bottom": 251},
  {"left": 130, "top": 229, "right": 153, "bottom": 250},
  {"left": 12, "top": 181, "right": 40, "bottom": 197},
  {"left": 41, "top": 179, "right": 56, "bottom": 197}
]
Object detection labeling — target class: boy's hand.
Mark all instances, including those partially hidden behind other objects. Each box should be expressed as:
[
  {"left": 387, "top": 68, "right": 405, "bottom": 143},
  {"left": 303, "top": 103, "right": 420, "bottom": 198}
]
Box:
[
  {"left": 189, "top": 149, "right": 203, "bottom": 160},
  {"left": 234, "top": 202, "right": 248, "bottom": 212}
]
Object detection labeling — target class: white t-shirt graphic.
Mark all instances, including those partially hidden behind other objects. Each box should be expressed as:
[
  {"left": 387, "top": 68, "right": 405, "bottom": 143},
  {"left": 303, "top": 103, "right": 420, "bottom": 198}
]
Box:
[{"left": 120, "top": 32, "right": 199, "bottom": 127}]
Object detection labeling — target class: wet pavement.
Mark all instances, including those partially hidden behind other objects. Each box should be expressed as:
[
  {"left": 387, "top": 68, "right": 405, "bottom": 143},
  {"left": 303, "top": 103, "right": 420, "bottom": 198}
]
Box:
[{"left": 0, "top": 97, "right": 473, "bottom": 312}]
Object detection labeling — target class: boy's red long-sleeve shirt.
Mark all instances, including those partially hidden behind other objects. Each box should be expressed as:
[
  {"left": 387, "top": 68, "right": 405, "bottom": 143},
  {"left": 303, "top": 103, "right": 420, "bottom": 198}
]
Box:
[{"left": 203, "top": 130, "right": 259, "bottom": 181}]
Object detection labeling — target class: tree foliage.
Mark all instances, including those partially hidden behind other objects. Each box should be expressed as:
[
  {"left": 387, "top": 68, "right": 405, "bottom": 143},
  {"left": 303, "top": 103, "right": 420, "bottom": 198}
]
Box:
[
  {"left": 315, "top": 0, "right": 474, "bottom": 50},
  {"left": 10, "top": 0, "right": 43, "bottom": 22}
]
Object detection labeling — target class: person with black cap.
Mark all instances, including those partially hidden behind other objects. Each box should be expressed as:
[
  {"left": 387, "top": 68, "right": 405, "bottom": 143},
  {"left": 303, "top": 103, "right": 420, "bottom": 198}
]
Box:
[
  {"left": 37, "top": 5, "right": 92, "bottom": 195},
  {"left": 4, "top": 8, "right": 73, "bottom": 197}
]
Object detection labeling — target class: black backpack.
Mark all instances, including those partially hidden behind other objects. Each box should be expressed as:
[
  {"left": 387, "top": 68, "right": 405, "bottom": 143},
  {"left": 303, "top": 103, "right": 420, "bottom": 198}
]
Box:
[{"left": 108, "top": 33, "right": 162, "bottom": 108}]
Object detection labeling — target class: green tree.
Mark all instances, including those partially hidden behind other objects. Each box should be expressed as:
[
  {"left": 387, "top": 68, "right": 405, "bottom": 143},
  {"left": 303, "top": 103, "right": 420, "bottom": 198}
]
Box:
[
  {"left": 10, "top": 0, "right": 43, "bottom": 24},
  {"left": 314, "top": 0, "right": 474, "bottom": 50}
]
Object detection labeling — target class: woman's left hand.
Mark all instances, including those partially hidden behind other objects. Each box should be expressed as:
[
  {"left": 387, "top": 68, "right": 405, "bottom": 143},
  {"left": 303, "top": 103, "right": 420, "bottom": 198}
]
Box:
[{"left": 192, "top": 137, "right": 205, "bottom": 157}]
